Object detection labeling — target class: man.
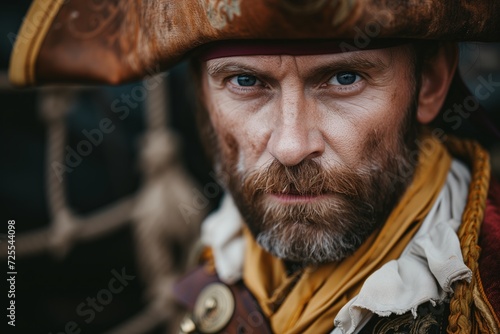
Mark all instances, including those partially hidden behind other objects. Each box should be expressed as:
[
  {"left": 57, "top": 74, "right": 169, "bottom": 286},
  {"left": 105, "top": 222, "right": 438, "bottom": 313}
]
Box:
[
  {"left": 181, "top": 40, "right": 498, "bottom": 334},
  {"left": 9, "top": 1, "right": 500, "bottom": 333}
]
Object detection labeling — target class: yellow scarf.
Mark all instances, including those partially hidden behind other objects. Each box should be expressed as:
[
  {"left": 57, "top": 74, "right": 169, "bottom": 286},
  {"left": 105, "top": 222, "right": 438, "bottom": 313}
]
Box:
[{"left": 243, "top": 135, "right": 452, "bottom": 334}]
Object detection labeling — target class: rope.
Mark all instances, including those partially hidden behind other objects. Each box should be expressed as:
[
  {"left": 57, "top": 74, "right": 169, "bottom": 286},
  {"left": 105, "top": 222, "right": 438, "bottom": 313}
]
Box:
[
  {"left": 131, "top": 73, "right": 205, "bottom": 331},
  {"left": 4, "top": 195, "right": 136, "bottom": 257},
  {"left": 39, "top": 88, "right": 80, "bottom": 258},
  {"left": 0, "top": 86, "right": 136, "bottom": 258},
  {"left": 1, "top": 74, "right": 202, "bottom": 333},
  {"left": 445, "top": 138, "right": 491, "bottom": 334},
  {"left": 40, "top": 89, "right": 72, "bottom": 216}
]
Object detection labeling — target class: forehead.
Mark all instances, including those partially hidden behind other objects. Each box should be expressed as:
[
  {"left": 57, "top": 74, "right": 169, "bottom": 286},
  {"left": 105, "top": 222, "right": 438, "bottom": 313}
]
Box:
[{"left": 204, "top": 46, "right": 411, "bottom": 76}]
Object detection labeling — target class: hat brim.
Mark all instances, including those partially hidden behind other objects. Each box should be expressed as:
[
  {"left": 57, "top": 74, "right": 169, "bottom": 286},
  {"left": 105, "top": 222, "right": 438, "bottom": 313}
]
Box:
[{"left": 9, "top": 0, "right": 500, "bottom": 87}]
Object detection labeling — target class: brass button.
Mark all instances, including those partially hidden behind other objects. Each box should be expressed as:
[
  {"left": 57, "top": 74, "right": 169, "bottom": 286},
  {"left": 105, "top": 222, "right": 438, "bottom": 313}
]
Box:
[{"left": 194, "top": 283, "right": 235, "bottom": 333}]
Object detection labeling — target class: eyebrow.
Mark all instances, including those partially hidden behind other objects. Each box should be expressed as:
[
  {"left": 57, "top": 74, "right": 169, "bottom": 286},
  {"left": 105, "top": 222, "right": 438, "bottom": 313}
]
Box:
[
  {"left": 206, "top": 53, "right": 390, "bottom": 80},
  {"left": 206, "top": 62, "right": 260, "bottom": 77},
  {"left": 309, "top": 54, "right": 389, "bottom": 76}
]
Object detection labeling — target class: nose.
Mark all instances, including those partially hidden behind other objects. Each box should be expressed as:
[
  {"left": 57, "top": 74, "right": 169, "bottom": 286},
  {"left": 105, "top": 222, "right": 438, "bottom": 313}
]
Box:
[{"left": 268, "top": 90, "right": 325, "bottom": 166}]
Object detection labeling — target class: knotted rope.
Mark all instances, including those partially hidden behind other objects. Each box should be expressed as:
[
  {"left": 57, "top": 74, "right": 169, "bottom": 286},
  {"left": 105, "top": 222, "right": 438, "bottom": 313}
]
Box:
[
  {"left": 131, "top": 74, "right": 206, "bottom": 332},
  {"left": 39, "top": 88, "right": 79, "bottom": 258}
]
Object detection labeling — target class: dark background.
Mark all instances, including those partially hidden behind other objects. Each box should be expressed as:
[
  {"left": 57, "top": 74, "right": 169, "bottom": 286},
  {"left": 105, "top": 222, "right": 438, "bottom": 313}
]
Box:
[{"left": 1, "top": 2, "right": 216, "bottom": 333}]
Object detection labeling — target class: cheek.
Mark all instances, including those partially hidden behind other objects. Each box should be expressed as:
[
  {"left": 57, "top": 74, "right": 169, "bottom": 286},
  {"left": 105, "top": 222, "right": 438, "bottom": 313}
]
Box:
[
  {"left": 319, "top": 89, "right": 409, "bottom": 165},
  {"left": 208, "top": 93, "right": 271, "bottom": 169}
]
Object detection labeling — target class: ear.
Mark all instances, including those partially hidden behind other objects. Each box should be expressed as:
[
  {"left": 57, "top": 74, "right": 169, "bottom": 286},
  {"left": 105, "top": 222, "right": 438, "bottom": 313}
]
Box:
[{"left": 417, "top": 43, "right": 458, "bottom": 124}]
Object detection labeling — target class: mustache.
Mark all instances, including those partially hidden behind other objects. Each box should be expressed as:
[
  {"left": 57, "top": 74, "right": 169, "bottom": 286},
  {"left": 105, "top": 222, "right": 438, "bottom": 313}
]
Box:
[{"left": 242, "top": 159, "right": 374, "bottom": 198}]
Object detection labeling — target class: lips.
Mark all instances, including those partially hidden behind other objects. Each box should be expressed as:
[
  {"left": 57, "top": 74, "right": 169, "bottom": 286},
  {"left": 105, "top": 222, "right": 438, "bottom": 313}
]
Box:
[
  {"left": 270, "top": 193, "right": 326, "bottom": 204},
  {"left": 269, "top": 184, "right": 327, "bottom": 203},
  {"left": 278, "top": 183, "right": 322, "bottom": 195}
]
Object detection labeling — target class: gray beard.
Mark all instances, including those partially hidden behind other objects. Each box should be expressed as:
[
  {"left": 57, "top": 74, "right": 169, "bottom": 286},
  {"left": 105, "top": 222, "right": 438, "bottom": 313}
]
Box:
[{"left": 230, "top": 151, "right": 416, "bottom": 265}]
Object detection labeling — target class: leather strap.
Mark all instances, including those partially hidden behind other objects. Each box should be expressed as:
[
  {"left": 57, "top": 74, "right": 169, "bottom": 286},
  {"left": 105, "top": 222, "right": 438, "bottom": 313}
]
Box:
[{"left": 173, "top": 265, "right": 273, "bottom": 334}]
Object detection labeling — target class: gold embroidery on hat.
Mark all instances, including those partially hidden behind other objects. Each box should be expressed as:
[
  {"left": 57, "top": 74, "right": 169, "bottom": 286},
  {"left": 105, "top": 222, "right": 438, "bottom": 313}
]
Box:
[
  {"left": 200, "top": 0, "right": 241, "bottom": 30},
  {"left": 66, "top": 2, "right": 121, "bottom": 40}
]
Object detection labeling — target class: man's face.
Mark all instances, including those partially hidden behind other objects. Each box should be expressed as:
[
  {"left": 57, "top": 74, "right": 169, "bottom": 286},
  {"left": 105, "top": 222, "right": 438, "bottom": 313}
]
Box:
[{"left": 200, "top": 46, "right": 419, "bottom": 264}]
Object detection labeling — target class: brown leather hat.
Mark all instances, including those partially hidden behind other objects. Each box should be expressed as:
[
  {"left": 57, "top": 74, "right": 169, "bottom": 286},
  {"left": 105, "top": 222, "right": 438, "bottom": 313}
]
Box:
[{"left": 8, "top": 0, "right": 500, "bottom": 87}]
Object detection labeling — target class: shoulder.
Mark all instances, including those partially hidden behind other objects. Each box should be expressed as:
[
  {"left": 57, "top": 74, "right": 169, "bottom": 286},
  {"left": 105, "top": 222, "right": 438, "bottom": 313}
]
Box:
[{"left": 361, "top": 176, "right": 500, "bottom": 334}]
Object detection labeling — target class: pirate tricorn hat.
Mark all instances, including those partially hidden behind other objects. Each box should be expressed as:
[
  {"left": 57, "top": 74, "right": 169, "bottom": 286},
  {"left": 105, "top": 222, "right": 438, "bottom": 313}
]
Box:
[{"left": 8, "top": 0, "right": 500, "bottom": 87}]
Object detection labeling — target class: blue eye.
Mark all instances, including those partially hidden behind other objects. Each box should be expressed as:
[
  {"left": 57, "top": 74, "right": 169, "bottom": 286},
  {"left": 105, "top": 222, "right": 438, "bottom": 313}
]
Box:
[
  {"left": 329, "top": 72, "right": 361, "bottom": 86},
  {"left": 231, "top": 74, "right": 259, "bottom": 87}
]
